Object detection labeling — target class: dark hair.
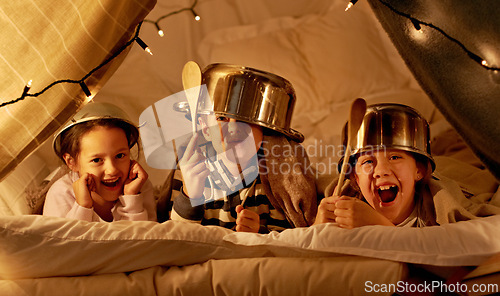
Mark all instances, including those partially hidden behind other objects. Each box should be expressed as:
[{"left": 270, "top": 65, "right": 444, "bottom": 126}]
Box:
[{"left": 56, "top": 118, "right": 139, "bottom": 162}]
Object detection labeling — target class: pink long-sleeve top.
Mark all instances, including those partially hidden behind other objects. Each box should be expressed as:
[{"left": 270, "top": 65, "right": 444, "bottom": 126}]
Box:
[{"left": 43, "top": 171, "right": 157, "bottom": 222}]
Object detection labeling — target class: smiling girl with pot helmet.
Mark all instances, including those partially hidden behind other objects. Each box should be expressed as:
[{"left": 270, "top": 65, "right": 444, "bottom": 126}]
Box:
[
  {"left": 43, "top": 102, "right": 156, "bottom": 222},
  {"left": 315, "top": 103, "right": 436, "bottom": 228}
]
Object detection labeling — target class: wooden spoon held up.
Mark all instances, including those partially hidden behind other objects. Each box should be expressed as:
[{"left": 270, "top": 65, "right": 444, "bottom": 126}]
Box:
[
  {"left": 181, "top": 61, "right": 203, "bottom": 133},
  {"left": 334, "top": 98, "right": 367, "bottom": 197}
]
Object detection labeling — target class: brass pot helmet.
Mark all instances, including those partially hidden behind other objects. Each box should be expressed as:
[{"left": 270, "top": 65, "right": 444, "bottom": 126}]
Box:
[
  {"left": 53, "top": 102, "right": 139, "bottom": 159},
  {"left": 339, "top": 103, "right": 436, "bottom": 173},
  {"left": 177, "top": 63, "right": 305, "bottom": 143}
]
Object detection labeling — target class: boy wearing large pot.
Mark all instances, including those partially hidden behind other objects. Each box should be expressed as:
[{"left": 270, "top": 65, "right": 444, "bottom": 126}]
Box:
[{"left": 170, "top": 63, "right": 317, "bottom": 233}]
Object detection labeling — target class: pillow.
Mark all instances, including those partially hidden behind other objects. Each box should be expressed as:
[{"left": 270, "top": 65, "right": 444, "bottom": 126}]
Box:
[
  {"left": 0, "top": 214, "right": 408, "bottom": 291},
  {"left": 224, "top": 215, "right": 500, "bottom": 267},
  {"left": 199, "top": 0, "right": 428, "bottom": 122},
  {"left": 0, "top": 257, "right": 407, "bottom": 295},
  {"left": 197, "top": 0, "right": 437, "bottom": 173},
  {"left": 1, "top": 214, "right": 498, "bottom": 280},
  {"left": 0, "top": 215, "right": 237, "bottom": 279},
  {"left": 0, "top": 153, "right": 50, "bottom": 216}
]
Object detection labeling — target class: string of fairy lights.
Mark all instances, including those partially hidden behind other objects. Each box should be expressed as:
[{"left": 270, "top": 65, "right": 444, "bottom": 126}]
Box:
[
  {"left": 0, "top": 0, "right": 201, "bottom": 109},
  {"left": 346, "top": 0, "right": 500, "bottom": 71},
  {"left": 143, "top": 0, "right": 200, "bottom": 37},
  {"left": 1, "top": 0, "right": 498, "bottom": 109}
]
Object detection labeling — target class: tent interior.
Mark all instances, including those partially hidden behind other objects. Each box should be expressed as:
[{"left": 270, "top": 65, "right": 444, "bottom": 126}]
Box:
[{"left": 1, "top": 0, "right": 500, "bottom": 295}]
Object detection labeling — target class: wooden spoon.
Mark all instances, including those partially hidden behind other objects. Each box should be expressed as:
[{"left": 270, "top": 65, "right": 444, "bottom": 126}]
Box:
[
  {"left": 182, "top": 61, "right": 203, "bottom": 133},
  {"left": 334, "top": 98, "right": 367, "bottom": 196}
]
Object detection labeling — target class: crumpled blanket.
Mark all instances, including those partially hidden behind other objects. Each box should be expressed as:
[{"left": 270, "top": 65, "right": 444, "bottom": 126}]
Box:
[
  {"left": 259, "top": 135, "right": 318, "bottom": 227},
  {"left": 424, "top": 157, "right": 500, "bottom": 225}
]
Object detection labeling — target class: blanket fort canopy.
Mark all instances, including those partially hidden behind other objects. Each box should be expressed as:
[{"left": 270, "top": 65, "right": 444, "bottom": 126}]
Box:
[
  {"left": 366, "top": 0, "right": 500, "bottom": 181},
  {"left": 0, "top": 0, "right": 156, "bottom": 182}
]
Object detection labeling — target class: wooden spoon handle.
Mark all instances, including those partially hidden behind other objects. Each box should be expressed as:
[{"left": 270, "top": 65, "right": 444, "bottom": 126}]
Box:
[
  {"left": 334, "top": 98, "right": 366, "bottom": 196},
  {"left": 182, "top": 61, "right": 203, "bottom": 133}
]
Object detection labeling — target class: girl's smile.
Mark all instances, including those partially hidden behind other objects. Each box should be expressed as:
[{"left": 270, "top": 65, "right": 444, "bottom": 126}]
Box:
[
  {"left": 68, "top": 126, "right": 131, "bottom": 202},
  {"left": 354, "top": 149, "right": 423, "bottom": 224}
]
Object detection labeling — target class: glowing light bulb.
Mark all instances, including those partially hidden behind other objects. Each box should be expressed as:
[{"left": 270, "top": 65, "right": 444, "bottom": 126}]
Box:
[
  {"left": 86, "top": 93, "right": 96, "bottom": 103},
  {"left": 155, "top": 23, "right": 164, "bottom": 37},
  {"left": 191, "top": 9, "right": 200, "bottom": 21},
  {"left": 21, "top": 79, "right": 33, "bottom": 98},
  {"left": 136, "top": 38, "right": 153, "bottom": 55},
  {"left": 345, "top": 0, "right": 358, "bottom": 11},
  {"left": 411, "top": 19, "right": 422, "bottom": 32}
]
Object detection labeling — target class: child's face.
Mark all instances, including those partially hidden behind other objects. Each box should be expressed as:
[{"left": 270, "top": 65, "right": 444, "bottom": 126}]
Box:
[
  {"left": 354, "top": 149, "right": 423, "bottom": 225},
  {"left": 69, "top": 126, "right": 131, "bottom": 202},
  {"left": 200, "top": 116, "right": 263, "bottom": 169}
]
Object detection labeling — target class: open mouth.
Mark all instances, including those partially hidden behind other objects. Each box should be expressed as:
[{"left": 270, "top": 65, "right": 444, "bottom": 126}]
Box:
[
  {"left": 377, "top": 185, "right": 399, "bottom": 203},
  {"left": 101, "top": 178, "right": 120, "bottom": 189}
]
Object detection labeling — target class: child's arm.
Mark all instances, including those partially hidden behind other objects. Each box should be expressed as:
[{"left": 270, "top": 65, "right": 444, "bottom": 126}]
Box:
[
  {"left": 72, "top": 172, "right": 95, "bottom": 208},
  {"left": 313, "top": 195, "right": 338, "bottom": 225},
  {"left": 123, "top": 160, "right": 148, "bottom": 195},
  {"left": 43, "top": 173, "right": 94, "bottom": 221},
  {"left": 115, "top": 162, "right": 157, "bottom": 221},
  {"left": 178, "top": 133, "right": 210, "bottom": 199},
  {"left": 235, "top": 205, "right": 260, "bottom": 233},
  {"left": 334, "top": 196, "right": 394, "bottom": 228},
  {"left": 170, "top": 187, "right": 204, "bottom": 223}
]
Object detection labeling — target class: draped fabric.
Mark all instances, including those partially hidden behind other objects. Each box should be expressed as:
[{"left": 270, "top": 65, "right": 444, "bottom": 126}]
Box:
[
  {"left": 367, "top": 0, "right": 500, "bottom": 181},
  {"left": 0, "top": 0, "right": 156, "bottom": 181}
]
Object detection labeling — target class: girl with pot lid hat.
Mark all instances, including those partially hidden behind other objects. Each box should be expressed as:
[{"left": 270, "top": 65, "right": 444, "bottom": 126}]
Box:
[
  {"left": 315, "top": 102, "right": 500, "bottom": 228},
  {"left": 43, "top": 102, "right": 156, "bottom": 222},
  {"left": 169, "top": 62, "right": 317, "bottom": 232},
  {"left": 315, "top": 103, "right": 436, "bottom": 228}
]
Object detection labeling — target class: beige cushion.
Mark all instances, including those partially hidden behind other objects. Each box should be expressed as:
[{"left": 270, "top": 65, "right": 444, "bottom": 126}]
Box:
[
  {"left": 2, "top": 214, "right": 499, "bottom": 280},
  {"left": 0, "top": 258, "right": 406, "bottom": 296},
  {"left": 225, "top": 215, "right": 500, "bottom": 266}
]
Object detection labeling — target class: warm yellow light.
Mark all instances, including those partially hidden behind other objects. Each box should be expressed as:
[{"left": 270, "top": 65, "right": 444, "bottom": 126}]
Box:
[
  {"left": 85, "top": 93, "right": 95, "bottom": 103},
  {"left": 191, "top": 9, "right": 201, "bottom": 21},
  {"left": 345, "top": 0, "right": 358, "bottom": 11},
  {"left": 136, "top": 38, "right": 153, "bottom": 55}
]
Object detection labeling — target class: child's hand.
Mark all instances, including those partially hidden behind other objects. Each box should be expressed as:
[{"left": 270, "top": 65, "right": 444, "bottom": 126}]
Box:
[
  {"left": 73, "top": 172, "right": 96, "bottom": 208},
  {"left": 334, "top": 197, "right": 394, "bottom": 229},
  {"left": 179, "top": 133, "right": 210, "bottom": 199},
  {"left": 235, "top": 205, "right": 260, "bottom": 233},
  {"left": 313, "top": 195, "right": 339, "bottom": 225},
  {"left": 123, "top": 160, "right": 148, "bottom": 195}
]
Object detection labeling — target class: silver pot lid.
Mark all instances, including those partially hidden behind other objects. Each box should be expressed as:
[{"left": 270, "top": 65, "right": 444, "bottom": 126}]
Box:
[
  {"left": 180, "top": 63, "right": 304, "bottom": 142},
  {"left": 340, "top": 103, "right": 435, "bottom": 172}
]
